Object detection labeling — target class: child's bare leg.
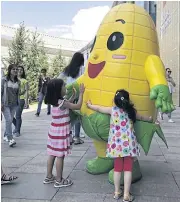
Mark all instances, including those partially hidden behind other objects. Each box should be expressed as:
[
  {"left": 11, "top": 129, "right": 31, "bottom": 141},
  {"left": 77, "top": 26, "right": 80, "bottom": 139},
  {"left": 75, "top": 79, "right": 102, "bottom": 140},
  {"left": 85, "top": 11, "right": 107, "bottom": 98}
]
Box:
[
  {"left": 47, "top": 155, "right": 56, "bottom": 178},
  {"left": 114, "top": 171, "right": 122, "bottom": 193},
  {"left": 124, "top": 171, "right": 132, "bottom": 197},
  {"left": 114, "top": 158, "right": 123, "bottom": 198},
  {"left": 56, "top": 156, "right": 64, "bottom": 182},
  {"left": 123, "top": 157, "right": 134, "bottom": 200}
]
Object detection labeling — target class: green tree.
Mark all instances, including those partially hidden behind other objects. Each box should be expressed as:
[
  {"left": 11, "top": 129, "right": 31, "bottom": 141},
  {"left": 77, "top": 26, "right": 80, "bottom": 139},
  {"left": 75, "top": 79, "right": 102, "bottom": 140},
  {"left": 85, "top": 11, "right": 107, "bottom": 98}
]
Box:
[
  {"left": 4, "top": 22, "right": 49, "bottom": 101},
  {"left": 49, "top": 50, "right": 66, "bottom": 78},
  {"left": 4, "top": 22, "right": 29, "bottom": 66},
  {"left": 25, "top": 30, "right": 49, "bottom": 101}
]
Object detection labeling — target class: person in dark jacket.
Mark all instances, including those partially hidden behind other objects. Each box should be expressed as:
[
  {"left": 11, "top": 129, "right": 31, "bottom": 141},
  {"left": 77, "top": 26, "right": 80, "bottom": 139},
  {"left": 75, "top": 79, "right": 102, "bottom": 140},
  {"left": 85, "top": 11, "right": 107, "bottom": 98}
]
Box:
[{"left": 35, "top": 69, "right": 51, "bottom": 117}]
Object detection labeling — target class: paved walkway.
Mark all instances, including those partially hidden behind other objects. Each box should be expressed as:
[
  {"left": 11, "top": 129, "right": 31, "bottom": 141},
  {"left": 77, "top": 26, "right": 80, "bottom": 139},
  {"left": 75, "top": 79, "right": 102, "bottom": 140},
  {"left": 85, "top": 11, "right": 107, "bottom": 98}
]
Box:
[{"left": 1, "top": 107, "right": 180, "bottom": 202}]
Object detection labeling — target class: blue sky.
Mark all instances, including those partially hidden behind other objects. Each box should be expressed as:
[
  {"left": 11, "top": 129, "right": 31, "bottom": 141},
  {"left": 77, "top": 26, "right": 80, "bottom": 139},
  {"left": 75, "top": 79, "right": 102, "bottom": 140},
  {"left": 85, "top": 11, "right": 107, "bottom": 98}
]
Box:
[
  {"left": 2, "top": 1, "right": 113, "bottom": 41},
  {"left": 1, "top": 1, "right": 147, "bottom": 41}
]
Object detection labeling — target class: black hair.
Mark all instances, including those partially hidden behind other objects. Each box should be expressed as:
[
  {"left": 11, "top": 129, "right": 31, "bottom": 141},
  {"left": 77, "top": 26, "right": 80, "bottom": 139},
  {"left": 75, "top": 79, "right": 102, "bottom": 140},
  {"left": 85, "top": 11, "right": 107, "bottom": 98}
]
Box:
[
  {"left": 41, "top": 68, "right": 47, "bottom": 73},
  {"left": 7, "top": 64, "right": 18, "bottom": 82},
  {"left": 166, "top": 68, "right": 171, "bottom": 72},
  {"left": 44, "top": 79, "right": 64, "bottom": 106},
  {"left": 114, "top": 89, "right": 137, "bottom": 123},
  {"left": 63, "top": 52, "right": 84, "bottom": 78},
  {"left": 18, "top": 65, "right": 26, "bottom": 79}
]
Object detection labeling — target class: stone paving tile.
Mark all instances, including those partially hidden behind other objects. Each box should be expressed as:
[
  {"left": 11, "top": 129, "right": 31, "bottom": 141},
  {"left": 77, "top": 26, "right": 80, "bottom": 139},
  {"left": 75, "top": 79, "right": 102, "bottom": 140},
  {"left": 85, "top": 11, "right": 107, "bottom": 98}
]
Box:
[
  {"left": 69, "top": 170, "right": 108, "bottom": 183},
  {"left": 2, "top": 156, "right": 33, "bottom": 168},
  {"left": 52, "top": 192, "right": 106, "bottom": 202},
  {"left": 166, "top": 160, "right": 180, "bottom": 172},
  {"left": 11, "top": 139, "right": 47, "bottom": 145},
  {"left": 57, "top": 180, "right": 114, "bottom": 194},
  {"left": 2, "top": 148, "right": 41, "bottom": 157},
  {"left": 131, "top": 180, "right": 180, "bottom": 198},
  {"left": 1, "top": 108, "right": 180, "bottom": 201},
  {"left": 15, "top": 164, "right": 73, "bottom": 179},
  {"left": 160, "top": 146, "right": 180, "bottom": 154},
  {"left": 140, "top": 160, "right": 167, "bottom": 172},
  {"left": 157, "top": 137, "right": 180, "bottom": 147},
  {"left": 1, "top": 173, "right": 59, "bottom": 200},
  {"left": 104, "top": 194, "right": 180, "bottom": 202},
  {"left": 164, "top": 153, "right": 180, "bottom": 161},
  {"left": 139, "top": 155, "right": 166, "bottom": 162},
  {"left": 1, "top": 199, "right": 50, "bottom": 202}
]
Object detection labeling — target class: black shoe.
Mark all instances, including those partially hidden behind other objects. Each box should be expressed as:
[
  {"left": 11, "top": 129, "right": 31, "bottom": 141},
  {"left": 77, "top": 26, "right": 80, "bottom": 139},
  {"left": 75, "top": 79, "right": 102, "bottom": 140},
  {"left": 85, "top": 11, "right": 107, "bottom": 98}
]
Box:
[
  {"left": 47, "top": 112, "right": 50, "bottom": 115},
  {"left": 35, "top": 113, "right": 39, "bottom": 117}
]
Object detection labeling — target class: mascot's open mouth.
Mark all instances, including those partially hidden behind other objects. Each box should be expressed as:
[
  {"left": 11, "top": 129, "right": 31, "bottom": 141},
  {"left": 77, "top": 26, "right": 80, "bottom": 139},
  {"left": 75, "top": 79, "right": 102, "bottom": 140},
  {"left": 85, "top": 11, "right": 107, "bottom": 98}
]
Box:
[{"left": 88, "top": 61, "right": 106, "bottom": 79}]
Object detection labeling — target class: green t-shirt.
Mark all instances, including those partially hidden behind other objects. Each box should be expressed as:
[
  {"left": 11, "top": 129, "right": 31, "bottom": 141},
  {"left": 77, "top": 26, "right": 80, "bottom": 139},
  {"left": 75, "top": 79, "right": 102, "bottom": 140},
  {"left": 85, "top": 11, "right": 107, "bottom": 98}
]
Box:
[{"left": 19, "top": 78, "right": 28, "bottom": 100}]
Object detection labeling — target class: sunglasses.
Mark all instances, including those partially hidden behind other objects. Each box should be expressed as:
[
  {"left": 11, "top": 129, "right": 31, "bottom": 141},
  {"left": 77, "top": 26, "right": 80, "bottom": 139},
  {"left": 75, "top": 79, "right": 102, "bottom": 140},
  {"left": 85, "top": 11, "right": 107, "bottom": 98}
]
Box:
[{"left": 168, "top": 71, "right": 171, "bottom": 73}]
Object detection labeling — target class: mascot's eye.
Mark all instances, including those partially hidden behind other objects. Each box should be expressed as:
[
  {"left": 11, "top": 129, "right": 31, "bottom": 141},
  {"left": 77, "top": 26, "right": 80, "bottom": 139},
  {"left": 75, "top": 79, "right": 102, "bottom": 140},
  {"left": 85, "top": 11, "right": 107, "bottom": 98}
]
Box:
[
  {"left": 90, "top": 36, "right": 96, "bottom": 52},
  {"left": 107, "top": 32, "right": 124, "bottom": 51}
]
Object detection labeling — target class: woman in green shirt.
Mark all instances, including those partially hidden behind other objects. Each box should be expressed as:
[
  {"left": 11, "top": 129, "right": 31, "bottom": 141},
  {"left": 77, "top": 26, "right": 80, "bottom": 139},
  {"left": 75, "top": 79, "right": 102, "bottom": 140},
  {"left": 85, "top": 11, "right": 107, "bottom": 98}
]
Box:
[{"left": 13, "top": 66, "right": 28, "bottom": 136}]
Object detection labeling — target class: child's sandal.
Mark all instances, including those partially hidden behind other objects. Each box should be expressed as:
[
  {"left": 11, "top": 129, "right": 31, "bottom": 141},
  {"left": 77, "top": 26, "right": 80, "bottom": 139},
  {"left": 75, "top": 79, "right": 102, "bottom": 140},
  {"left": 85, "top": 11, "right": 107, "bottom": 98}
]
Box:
[
  {"left": 113, "top": 190, "right": 123, "bottom": 200},
  {"left": 1, "top": 174, "right": 18, "bottom": 185},
  {"left": 43, "top": 175, "right": 55, "bottom": 184},
  {"left": 123, "top": 193, "right": 135, "bottom": 202},
  {"left": 54, "top": 178, "right": 73, "bottom": 188}
]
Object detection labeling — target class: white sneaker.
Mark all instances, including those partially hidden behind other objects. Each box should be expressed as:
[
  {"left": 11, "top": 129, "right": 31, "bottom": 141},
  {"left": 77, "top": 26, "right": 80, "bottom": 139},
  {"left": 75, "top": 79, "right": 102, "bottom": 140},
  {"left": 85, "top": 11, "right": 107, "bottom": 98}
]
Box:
[
  {"left": 9, "top": 139, "right": 16, "bottom": 147},
  {"left": 80, "top": 133, "right": 85, "bottom": 138},
  {"left": 168, "top": 119, "right": 174, "bottom": 123},
  {"left": 13, "top": 132, "right": 20, "bottom": 137},
  {"left": 3, "top": 136, "right": 8, "bottom": 142}
]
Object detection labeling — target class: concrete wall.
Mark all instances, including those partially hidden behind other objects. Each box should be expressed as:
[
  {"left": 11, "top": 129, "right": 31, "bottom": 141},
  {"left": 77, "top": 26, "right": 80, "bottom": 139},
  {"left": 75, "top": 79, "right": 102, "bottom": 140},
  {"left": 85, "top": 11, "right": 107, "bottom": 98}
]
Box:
[{"left": 156, "top": 1, "right": 180, "bottom": 106}]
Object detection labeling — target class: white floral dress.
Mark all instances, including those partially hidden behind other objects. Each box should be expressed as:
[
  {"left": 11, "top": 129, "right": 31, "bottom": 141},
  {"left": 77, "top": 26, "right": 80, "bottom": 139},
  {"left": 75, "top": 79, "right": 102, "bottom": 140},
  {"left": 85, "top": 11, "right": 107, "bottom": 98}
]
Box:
[{"left": 106, "top": 106, "right": 140, "bottom": 158}]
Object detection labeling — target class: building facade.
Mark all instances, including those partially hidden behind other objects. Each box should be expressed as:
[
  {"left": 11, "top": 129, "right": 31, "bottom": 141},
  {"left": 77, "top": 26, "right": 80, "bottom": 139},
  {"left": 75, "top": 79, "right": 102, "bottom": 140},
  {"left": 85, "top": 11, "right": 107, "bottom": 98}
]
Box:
[
  {"left": 1, "top": 24, "right": 88, "bottom": 66},
  {"left": 156, "top": 1, "right": 180, "bottom": 106}
]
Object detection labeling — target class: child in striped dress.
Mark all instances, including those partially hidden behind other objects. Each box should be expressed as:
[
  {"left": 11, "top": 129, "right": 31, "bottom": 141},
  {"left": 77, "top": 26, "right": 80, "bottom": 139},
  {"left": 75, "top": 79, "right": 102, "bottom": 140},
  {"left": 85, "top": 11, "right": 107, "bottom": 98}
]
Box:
[{"left": 43, "top": 79, "right": 85, "bottom": 188}]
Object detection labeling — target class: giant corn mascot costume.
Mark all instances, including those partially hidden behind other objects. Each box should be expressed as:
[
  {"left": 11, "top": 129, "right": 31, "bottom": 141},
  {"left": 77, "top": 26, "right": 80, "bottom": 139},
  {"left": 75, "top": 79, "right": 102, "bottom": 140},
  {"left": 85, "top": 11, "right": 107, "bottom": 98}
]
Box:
[{"left": 67, "top": 3, "right": 174, "bottom": 184}]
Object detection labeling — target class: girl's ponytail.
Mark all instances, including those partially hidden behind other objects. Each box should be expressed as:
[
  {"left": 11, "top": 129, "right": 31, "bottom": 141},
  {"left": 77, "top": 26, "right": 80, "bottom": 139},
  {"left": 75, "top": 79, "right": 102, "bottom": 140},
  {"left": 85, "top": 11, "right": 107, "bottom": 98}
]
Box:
[
  {"left": 122, "top": 99, "right": 136, "bottom": 123},
  {"left": 114, "top": 89, "right": 137, "bottom": 123}
]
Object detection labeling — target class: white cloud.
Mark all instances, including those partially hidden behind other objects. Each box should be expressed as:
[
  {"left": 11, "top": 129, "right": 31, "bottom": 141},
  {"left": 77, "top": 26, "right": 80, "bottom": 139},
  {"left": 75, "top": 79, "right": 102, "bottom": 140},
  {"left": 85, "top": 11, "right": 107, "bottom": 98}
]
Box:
[
  {"left": 43, "top": 6, "right": 110, "bottom": 41},
  {"left": 63, "top": 6, "right": 110, "bottom": 41},
  {"left": 8, "top": 6, "right": 110, "bottom": 42}
]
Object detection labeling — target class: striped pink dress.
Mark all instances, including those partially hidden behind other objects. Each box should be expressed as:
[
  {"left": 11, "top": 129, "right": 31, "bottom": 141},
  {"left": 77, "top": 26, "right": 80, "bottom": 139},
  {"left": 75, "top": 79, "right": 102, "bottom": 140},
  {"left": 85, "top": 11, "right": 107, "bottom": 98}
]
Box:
[{"left": 47, "top": 99, "right": 71, "bottom": 157}]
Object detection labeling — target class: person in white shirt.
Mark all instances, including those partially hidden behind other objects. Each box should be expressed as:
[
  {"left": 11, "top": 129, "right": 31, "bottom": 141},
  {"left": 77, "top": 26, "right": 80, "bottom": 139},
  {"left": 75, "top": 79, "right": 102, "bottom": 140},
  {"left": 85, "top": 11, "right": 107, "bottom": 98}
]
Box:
[
  {"left": 58, "top": 52, "right": 85, "bottom": 144},
  {"left": 159, "top": 68, "right": 176, "bottom": 123}
]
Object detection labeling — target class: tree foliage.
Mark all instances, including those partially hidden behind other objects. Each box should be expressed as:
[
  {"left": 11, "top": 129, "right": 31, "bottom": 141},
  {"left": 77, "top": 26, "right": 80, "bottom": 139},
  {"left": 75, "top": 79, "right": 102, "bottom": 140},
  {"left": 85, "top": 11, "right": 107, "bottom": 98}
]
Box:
[
  {"left": 48, "top": 50, "right": 66, "bottom": 78},
  {"left": 25, "top": 31, "right": 49, "bottom": 100},
  {"left": 3, "top": 22, "right": 28, "bottom": 66},
  {"left": 2, "top": 22, "right": 67, "bottom": 101}
]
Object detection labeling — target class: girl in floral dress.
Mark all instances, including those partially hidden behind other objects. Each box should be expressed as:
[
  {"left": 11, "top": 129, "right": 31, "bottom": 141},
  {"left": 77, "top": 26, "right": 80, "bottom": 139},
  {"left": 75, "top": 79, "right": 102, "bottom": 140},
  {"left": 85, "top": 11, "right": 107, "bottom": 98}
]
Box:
[
  {"left": 87, "top": 89, "right": 152, "bottom": 202},
  {"left": 43, "top": 79, "right": 85, "bottom": 188}
]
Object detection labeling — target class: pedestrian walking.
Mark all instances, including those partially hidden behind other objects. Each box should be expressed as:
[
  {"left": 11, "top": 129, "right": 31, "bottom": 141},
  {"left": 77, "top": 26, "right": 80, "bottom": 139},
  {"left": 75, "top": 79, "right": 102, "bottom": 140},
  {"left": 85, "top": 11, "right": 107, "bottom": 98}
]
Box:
[
  {"left": 13, "top": 65, "right": 28, "bottom": 136},
  {"left": 35, "top": 68, "right": 51, "bottom": 117},
  {"left": 1, "top": 64, "right": 20, "bottom": 147},
  {"left": 159, "top": 68, "right": 176, "bottom": 123}
]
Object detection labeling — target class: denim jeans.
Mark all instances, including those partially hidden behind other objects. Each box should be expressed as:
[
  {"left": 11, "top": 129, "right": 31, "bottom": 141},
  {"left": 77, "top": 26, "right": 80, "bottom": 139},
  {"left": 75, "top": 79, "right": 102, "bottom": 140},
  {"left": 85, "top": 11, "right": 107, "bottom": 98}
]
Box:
[
  {"left": 13, "top": 99, "right": 25, "bottom": 133},
  {"left": 74, "top": 121, "right": 81, "bottom": 138},
  {"left": 2, "top": 106, "right": 17, "bottom": 140},
  {"left": 37, "top": 92, "right": 51, "bottom": 114}
]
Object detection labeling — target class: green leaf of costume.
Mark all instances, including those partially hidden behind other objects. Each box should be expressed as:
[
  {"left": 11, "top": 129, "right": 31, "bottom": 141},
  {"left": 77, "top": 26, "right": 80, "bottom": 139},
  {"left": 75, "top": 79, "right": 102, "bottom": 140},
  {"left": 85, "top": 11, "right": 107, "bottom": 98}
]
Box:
[
  {"left": 81, "top": 113, "right": 110, "bottom": 141},
  {"left": 67, "top": 82, "right": 168, "bottom": 155},
  {"left": 150, "top": 84, "right": 175, "bottom": 113},
  {"left": 81, "top": 113, "right": 168, "bottom": 155},
  {"left": 134, "top": 121, "right": 168, "bottom": 155}
]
